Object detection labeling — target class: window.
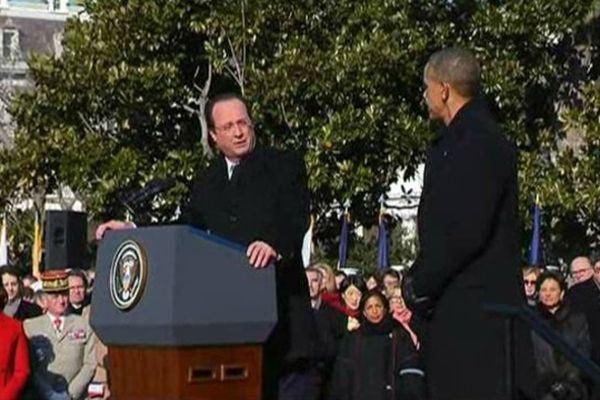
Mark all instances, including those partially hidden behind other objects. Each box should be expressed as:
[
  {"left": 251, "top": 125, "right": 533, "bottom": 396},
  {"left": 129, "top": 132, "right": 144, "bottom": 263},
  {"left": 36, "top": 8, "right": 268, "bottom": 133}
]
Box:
[{"left": 2, "top": 28, "right": 19, "bottom": 61}]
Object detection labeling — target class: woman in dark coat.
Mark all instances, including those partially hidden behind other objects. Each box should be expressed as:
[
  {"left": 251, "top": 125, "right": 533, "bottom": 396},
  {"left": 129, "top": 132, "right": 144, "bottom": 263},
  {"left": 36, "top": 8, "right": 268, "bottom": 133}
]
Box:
[
  {"left": 533, "top": 271, "right": 591, "bottom": 400},
  {"left": 331, "top": 290, "right": 425, "bottom": 400}
]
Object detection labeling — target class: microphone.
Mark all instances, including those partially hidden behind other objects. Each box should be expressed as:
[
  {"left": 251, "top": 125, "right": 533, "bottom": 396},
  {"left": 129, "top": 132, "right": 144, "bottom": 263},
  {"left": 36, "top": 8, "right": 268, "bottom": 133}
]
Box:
[{"left": 120, "top": 178, "right": 176, "bottom": 207}]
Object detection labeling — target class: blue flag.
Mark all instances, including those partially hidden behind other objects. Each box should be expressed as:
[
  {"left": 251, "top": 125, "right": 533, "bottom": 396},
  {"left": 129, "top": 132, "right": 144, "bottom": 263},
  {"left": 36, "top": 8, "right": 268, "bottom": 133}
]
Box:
[
  {"left": 338, "top": 212, "right": 349, "bottom": 268},
  {"left": 377, "top": 213, "right": 389, "bottom": 270},
  {"left": 528, "top": 203, "right": 544, "bottom": 266}
]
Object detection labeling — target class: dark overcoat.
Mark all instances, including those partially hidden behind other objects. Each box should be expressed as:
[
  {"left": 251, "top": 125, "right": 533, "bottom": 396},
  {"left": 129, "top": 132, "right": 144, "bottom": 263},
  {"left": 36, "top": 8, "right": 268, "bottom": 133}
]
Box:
[
  {"left": 330, "top": 316, "right": 424, "bottom": 400},
  {"left": 567, "top": 279, "right": 600, "bottom": 364},
  {"left": 567, "top": 279, "right": 600, "bottom": 399},
  {"left": 181, "top": 144, "right": 316, "bottom": 363},
  {"left": 406, "top": 99, "right": 529, "bottom": 400}
]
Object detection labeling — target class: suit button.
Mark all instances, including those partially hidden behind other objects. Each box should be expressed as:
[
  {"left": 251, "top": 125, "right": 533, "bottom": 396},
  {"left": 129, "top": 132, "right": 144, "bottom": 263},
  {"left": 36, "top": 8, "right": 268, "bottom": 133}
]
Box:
[
  {"left": 229, "top": 215, "right": 238, "bottom": 223},
  {"left": 385, "top": 385, "right": 392, "bottom": 391}
]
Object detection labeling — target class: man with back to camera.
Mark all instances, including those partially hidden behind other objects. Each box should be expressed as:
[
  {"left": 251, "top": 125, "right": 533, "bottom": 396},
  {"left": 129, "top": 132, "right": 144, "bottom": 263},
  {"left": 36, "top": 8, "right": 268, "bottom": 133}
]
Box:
[
  {"left": 96, "top": 92, "right": 318, "bottom": 400},
  {"left": 402, "top": 48, "right": 532, "bottom": 400}
]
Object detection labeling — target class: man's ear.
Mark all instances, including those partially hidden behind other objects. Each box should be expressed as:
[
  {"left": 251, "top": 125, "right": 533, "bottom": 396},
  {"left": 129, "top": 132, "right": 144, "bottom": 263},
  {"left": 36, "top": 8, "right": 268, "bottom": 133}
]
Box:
[{"left": 441, "top": 82, "right": 450, "bottom": 102}]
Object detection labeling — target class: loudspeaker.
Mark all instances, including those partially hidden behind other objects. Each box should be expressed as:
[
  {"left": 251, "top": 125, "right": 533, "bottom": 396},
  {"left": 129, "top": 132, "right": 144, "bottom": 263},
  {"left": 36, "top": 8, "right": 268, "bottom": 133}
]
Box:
[{"left": 44, "top": 210, "right": 88, "bottom": 270}]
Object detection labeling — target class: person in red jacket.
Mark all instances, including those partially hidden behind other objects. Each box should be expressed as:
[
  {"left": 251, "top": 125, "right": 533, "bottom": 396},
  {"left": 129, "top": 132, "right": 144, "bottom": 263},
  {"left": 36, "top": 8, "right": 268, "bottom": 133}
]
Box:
[{"left": 0, "top": 285, "right": 31, "bottom": 400}]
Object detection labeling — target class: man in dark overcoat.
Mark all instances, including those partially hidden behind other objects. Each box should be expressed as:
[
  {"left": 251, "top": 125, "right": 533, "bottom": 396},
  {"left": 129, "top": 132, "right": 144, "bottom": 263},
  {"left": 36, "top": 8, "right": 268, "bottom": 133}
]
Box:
[
  {"left": 96, "top": 93, "right": 318, "bottom": 400},
  {"left": 567, "top": 259, "right": 600, "bottom": 399},
  {"left": 402, "top": 48, "right": 530, "bottom": 400}
]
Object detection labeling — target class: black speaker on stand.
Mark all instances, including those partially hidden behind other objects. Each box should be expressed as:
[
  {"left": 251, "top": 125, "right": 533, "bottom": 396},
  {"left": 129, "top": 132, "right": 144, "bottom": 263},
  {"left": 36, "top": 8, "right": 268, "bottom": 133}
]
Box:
[{"left": 44, "top": 210, "right": 88, "bottom": 271}]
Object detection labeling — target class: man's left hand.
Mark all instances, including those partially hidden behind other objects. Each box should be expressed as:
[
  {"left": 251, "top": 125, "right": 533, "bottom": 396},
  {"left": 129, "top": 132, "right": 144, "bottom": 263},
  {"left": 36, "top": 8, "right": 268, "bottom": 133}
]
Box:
[{"left": 247, "top": 241, "right": 278, "bottom": 269}]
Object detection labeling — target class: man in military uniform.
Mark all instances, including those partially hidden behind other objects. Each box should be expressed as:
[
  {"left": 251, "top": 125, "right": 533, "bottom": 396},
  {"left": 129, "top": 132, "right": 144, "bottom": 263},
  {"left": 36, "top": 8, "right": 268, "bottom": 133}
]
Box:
[{"left": 24, "top": 270, "right": 97, "bottom": 400}]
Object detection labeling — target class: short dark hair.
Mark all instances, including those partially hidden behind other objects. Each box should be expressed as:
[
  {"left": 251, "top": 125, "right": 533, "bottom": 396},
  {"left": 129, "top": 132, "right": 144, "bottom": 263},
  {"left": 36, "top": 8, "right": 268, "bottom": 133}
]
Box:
[
  {"left": 425, "top": 47, "right": 481, "bottom": 98},
  {"left": 0, "top": 266, "right": 23, "bottom": 297},
  {"left": 0, "top": 265, "right": 20, "bottom": 280},
  {"left": 536, "top": 270, "right": 566, "bottom": 292},
  {"left": 382, "top": 269, "right": 400, "bottom": 281},
  {"left": 205, "top": 92, "right": 251, "bottom": 131},
  {"left": 339, "top": 274, "right": 367, "bottom": 295},
  {"left": 68, "top": 269, "right": 88, "bottom": 289}
]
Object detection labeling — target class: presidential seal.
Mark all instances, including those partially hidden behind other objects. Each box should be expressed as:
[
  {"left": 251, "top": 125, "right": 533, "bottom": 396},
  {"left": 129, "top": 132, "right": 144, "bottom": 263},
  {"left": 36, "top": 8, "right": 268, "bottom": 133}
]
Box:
[{"left": 109, "top": 240, "right": 148, "bottom": 311}]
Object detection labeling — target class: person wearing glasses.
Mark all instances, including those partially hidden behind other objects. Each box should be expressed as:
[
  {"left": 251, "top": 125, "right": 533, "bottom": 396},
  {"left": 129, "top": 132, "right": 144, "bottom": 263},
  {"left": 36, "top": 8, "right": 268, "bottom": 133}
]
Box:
[
  {"left": 96, "top": 92, "right": 317, "bottom": 400},
  {"left": 523, "top": 266, "right": 542, "bottom": 308},
  {"left": 569, "top": 256, "right": 594, "bottom": 286}
]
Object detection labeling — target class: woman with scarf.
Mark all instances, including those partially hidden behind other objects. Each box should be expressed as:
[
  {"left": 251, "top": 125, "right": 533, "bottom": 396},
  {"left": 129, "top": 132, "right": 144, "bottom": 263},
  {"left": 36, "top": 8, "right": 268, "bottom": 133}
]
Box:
[
  {"left": 330, "top": 290, "right": 425, "bottom": 400},
  {"left": 389, "top": 287, "right": 422, "bottom": 350}
]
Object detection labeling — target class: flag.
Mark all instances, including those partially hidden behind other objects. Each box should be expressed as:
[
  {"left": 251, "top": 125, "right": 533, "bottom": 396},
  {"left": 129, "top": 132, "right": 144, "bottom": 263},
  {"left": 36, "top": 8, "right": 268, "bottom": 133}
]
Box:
[
  {"left": 377, "top": 195, "right": 390, "bottom": 269},
  {"left": 377, "top": 212, "right": 389, "bottom": 270},
  {"left": 301, "top": 215, "right": 314, "bottom": 268},
  {"left": 0, "top": 214, "right": 7, "bottom": 266},
  {"left": 528, "top": 201, "right": 544, "bottom": 266},
  {"left": 338, "top": 203, "right": 350, "bottom": 269},
  {"left": 32, "top": 211, "right": 42, "bottom": 278}
]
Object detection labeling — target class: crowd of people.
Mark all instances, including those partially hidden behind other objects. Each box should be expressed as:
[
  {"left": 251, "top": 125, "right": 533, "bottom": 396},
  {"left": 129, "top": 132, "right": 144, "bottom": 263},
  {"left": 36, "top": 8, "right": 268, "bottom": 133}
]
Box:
[
  {"left": 0, "top": 266, "right": 107, "bottom": 400},
  {"left": 0, "top": 256, "right": 600, "bottom": 400}
]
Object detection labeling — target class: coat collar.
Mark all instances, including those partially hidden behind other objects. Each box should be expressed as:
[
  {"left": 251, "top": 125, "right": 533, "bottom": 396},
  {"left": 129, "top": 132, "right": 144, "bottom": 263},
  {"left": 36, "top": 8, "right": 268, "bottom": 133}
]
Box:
[
  {"left": 207, "top": 143, "right": 266, "bottom": 184},
  {"left": 432, "top": 98, "right": 493, "bottom": 146}
]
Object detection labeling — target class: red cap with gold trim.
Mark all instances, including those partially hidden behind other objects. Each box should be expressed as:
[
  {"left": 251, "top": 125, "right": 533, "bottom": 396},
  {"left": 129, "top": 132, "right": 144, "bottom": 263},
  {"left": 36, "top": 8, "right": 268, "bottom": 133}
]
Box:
[{"left": 41, "top": 270, "right": 69, "bottom": 293}]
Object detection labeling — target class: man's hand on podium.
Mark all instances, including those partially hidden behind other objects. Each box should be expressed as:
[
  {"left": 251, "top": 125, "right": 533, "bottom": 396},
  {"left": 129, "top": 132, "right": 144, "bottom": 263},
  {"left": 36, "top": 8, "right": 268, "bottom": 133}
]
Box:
[
  {"left": 95, "top": 220, "right": 136, "bottom": 240},
  {"left": 247, "top": 241, "right": 278, "bottom": 269}
]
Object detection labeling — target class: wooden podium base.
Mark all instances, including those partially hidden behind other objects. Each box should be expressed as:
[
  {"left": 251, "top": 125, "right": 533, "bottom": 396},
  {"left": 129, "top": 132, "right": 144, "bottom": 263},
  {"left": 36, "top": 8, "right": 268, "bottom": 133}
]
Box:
[{"left": 108, "top": 345, "right": 263, "bottom": 400}]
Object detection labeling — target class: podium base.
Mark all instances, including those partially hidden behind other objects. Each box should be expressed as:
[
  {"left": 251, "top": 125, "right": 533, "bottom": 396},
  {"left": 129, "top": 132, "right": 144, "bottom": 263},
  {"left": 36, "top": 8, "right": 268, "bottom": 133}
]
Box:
[{"left": 108, "top": 344, "right": 263, "bottom": 400}]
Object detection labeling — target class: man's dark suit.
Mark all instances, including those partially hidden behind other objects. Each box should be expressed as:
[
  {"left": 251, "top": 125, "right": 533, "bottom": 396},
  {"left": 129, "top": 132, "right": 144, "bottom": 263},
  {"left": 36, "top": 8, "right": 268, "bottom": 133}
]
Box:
[
  {"left": 181, "top": 144, "right": 316, "bottom": 364},
  {"left": 405, "top": 99, "right": 530, "bottom": 400}
]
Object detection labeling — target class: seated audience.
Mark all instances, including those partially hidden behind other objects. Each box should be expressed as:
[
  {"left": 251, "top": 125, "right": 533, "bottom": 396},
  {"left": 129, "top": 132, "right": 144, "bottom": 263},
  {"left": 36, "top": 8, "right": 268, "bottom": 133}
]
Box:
[
  {"left": 331, "top": 290, "right": 425, "bottom": 400},
  {"left": 533, "top": 271, "right": 591, "bottom": 400},
  {"left": 24, "top": 270, "right": 96, "bottom": 400},
  {"left": 1, "top": 267, "right": 43, "bottom": 320},
  {"left": 0, "top": 286, "right": 30, "bottom": 400}
]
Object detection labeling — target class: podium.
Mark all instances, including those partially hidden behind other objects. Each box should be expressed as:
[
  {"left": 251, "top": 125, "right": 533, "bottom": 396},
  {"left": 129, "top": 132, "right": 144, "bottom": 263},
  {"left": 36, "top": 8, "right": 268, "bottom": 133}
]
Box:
[{"left": 90, "top": 225, "right": 278, "bottom": 400}]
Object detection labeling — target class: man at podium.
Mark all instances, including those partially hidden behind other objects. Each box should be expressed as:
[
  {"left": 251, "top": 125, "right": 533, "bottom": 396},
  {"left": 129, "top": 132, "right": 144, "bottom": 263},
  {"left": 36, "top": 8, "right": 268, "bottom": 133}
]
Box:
[{"left": 96, "top": 92, "right": 318, "bottom": 400}]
